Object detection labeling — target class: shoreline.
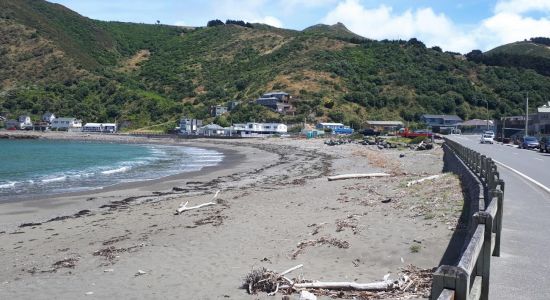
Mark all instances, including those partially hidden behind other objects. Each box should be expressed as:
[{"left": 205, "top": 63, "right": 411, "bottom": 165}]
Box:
[{"left": 0, "top": 133, "right": 464, "bottom": 299}]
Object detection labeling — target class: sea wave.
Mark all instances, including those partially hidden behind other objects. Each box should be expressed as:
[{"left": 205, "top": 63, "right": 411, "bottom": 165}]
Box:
[
  {"left": 0, "top": 182, "right": 16, "bottom": 189},
  {"left": 41, "top": 176, "right": 67, "bottom": 183},
  {"left": 101, "top": 166, "right": 131, "bottom": 175}
]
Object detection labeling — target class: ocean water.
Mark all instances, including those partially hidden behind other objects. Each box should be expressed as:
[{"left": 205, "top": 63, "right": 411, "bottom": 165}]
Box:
[{"left": 0, "top": 139, "right": 224, "bottom": 201}]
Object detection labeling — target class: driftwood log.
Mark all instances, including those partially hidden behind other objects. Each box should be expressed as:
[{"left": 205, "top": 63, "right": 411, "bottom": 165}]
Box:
[
  {"left": 175, "top": 190, "right": 220, "bottom": 215},
  {"left": 406, "top": 174, "right": 442, "bottom": 187},
  {"left": 327, "top": 173, "right": 390, "bottom": 181},
  {"left": 283, "top": 280, "right": 395, "bottom": 291}
]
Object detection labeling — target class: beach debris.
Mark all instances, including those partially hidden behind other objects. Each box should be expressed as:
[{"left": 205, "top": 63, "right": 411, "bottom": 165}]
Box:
[
  {"left": 19, "top": 222, "right": 42, "bottom": 228},
  {"left": 135, "top": 270, "right": 147, "bottom": 276},
  {"left": 85, "top": 291, "right": 94, "bottom": 296},
  {"left": 291, "top": 237, "right": 350, "bottom": 259},
  {"left": 175, "top": 190, "right": 220, "bottom": 215},
  {"left": 47, "top": 209, "right": 91, "bottom": 222},
  {"left": 327, "top": 173, "right": 390, "bottom": 181},
  {"left": 241, "top": 264, "right": 433, "bottom": 298},
  {"left": 381, "top": 198, "right": 392, "bottom": 203},
  {"left": 104, "top": 268, "right": 114, "bottom": 272},
  {"left": 194, "top": 214, "right": 227, "bottom": 226},
  {"left": 406, "top": 174, "right": 443, "bottom": 187},
  {"left": 52, "top": 257, "right": 79, "bottom": 269}
]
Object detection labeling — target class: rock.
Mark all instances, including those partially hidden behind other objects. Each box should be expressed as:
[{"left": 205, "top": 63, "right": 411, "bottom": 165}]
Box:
[
  {"left": 399, "top": 153, "right": 406, "bottom": 158},
  {"left": 135, "top": 270, "right": 147, "bottom": 276},
  {"left": 299, "top": 290, "right": 317, "bottom": 300},
  {"left": 85, "top": 292, "right": 94, "bottom": 295},
  {"left": 103, "top": 268, "right": 114, "bottom": 272}
]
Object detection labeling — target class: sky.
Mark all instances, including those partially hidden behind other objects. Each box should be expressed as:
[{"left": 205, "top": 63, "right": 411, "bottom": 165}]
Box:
[{"left": 47, "top": 0, "right": 550, "bottom": 53}]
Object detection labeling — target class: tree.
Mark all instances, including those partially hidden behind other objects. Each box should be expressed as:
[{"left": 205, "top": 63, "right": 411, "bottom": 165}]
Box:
[{"left": 207, "top": 19, "right": 224, "bottom": 27}]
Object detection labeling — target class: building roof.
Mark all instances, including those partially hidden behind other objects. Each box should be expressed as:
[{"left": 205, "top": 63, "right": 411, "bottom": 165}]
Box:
[
  {"left": 318, "top": 122, "right": 344, "bottom": 126},
  {"left": 53, "top": 117, "right": 79, "bottom": 121},
  {"left": 84, "top": 123, "right": 116, "bottom": 127},
  {"left": 202, "top": 124, "right": 224, "bottom": 130},
  {"left": 422, "top": 114, "right": 463, "bottom": 121},
  {"left": 366, "top": 120, "right": 404, "bottom": 126},
  {"left": 538, "top": 101, "right": 550, "bottom": 113},
  {"left": 458, "top": 119, "right": 494, "bottom": 127},
  {"left": 263, "top": 92, "right": 289, "bottom": 96}
]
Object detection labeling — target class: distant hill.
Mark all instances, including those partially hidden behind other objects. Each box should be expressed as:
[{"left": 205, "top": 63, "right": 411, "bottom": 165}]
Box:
[
  {"left": 466, "top": 38, "right": 550, "bottom": 76},
  {"left": 1, "top": 0, "right": 550, "bottom": 131},
  {"left": 486, "top": 39, "right": 550, "bottom": 59},
  {"left": 303, "top": 23, "right": 367, "bottom": 42}
]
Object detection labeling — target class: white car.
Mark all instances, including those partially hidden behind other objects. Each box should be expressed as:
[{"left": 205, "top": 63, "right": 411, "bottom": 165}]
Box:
[
  {"left": 484, "top": 131, "right": 495, "bottom": 139},
  {"left": 480, "top": 134, "right": 494, "bottom": 144}
]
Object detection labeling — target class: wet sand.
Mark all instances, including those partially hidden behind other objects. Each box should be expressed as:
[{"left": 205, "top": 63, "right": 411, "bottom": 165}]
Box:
[{"left": 0, "top": 133, "right": 463, "bottom": 299}]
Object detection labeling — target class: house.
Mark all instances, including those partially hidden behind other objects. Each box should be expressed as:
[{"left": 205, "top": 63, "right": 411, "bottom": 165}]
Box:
[
  {"left": 365, "top": 120, "right": 404, "bottom": 132},
  {"left": 316, "top": 122, "right": 354, "bottom": 134},
  {"left": 229, "top": 122, "right": 287, "bottom": 137},
  {"left": 17, "top": 115, "right": 33, "bottom": 130},
  {"left": 210, "top": 105, "right": 228, "bottom": 117},
  {"left": 457, "top": 119, "right": 494, "bottom": 133},
  {"left": 199, "top": 124, "right": 225, "bottom": 136},
  {"left": 4, "top": 119, "right": 18, "bottom": 130},
  {"left": 421, "top": 114, "right": 463, "bottom": 127},
  {"left": 228, "top": 101, "right": 241, "bottom": 111},
  {"left": 535, "top": 101, "right": 550, "bottom": 134},
  {"left": 82, "top": 123, "right": 117, "bottom": 133},
  {"left": 42, "top": 112, "right": 56, "bottom": 124},
  {"left": 255, "top": 91, "right": 294, "bottom": 114},
  {"left": 179, "top": 118, "right": 203, "bottom": 135},
  {"left": 51, "top": 117, "right": 82, "bottom": 131}
]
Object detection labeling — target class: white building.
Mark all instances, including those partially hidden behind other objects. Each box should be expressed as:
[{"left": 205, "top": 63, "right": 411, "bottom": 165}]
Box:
[
  {"left": 51, "top": 117, "right": 82, "bottom": 131},
  {"left": 179, "top": 118, "right": 202, "bottom": 134},
  {"left": 82, "top": 123, "right": 117, "bottom": 133},
  {"left": 230, "top": 122, "right": 287, "bottom": 137},
  {"left": 42, "top": 112, "right": 56, "bottom": 124},
  {"left": 199, "top": 124, "right": 225, "bottom": 136},
  {"left": 17, "top": 115, "right": 33, "bottom": 130}
]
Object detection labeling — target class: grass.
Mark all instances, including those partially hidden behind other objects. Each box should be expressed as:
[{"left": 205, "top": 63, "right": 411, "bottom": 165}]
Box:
[{"left": 410, "top": 244, "right": 421, "bottom": 253}]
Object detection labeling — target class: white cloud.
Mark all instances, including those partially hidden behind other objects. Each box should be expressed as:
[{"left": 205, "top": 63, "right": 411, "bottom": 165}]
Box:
[
  {"left": 253, "top": 16, "right": 284, "bottom": 27},
  {"left": 174, "top": 20, "right": 186, "bottom": 26},
  {"left": 322, "top": 0, "right": 550, "bottom": 53},
  {"left": 322, "top": 0, "right": 475, "bottom": 52},
  {"left": 495, "top": 0, "right": 550, "bottom": 14}
]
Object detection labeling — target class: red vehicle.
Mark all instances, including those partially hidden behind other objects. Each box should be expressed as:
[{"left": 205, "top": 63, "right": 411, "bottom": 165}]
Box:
[{"left": 398, "top": 128, "right": 433, "bottom": 138}]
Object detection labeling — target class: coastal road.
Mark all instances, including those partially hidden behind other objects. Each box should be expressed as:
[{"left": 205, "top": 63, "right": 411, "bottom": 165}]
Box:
[{"left": 449, "top": 135, "right": 550, "bottom": 300}]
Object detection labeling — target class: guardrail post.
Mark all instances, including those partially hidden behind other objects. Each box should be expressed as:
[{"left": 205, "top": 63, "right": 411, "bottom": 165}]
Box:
[
  {"left": 474, "top": 211, "right": 493, "bottom": 300},
  {"left": 431, "top": 265, "right": 469, "bottom": 300},
  {"left": 493, "top": 189, "right": 503, "bottom": 257}
]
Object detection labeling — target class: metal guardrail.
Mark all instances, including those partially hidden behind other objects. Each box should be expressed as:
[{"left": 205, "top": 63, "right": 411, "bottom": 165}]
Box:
[{"left": 431, "top": 138, "right": 505, "bottom": 300}]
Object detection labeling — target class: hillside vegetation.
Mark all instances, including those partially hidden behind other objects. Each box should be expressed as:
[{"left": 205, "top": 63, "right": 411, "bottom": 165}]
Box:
[{"left": 1, "top": 0, "right": 550, "bottom": 130}]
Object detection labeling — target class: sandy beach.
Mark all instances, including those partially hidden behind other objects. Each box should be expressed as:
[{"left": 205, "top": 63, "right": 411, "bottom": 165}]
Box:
[{"left": 0, "top": 133, "right": 464, "bottom": 299}]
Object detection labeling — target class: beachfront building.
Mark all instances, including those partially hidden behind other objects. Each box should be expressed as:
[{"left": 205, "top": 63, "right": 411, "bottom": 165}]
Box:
[
  {"left": 457, "top": 119, "right": 494, "bottom": 134},
  {"left": 4, "top": 119, "right": 18, "bottom": 130},
  {"left": 82, "top": 123, "right": 117, "bottom": 133},
  {"left": 229, "top": 122, "right": 287, "bottom": 137},
  {"left": 210, "top": 105, "right": 228, "bottom": 117},
  {"left": 316, "top": 122, "right": 354, "bottom": 134},
  {"left": 179, "top": 118, "right": 203, "bottom": 135},
  {"left": 365, "top": 120, "right": 404, "bottom": 133},
  {"left": 199, "top": 124, "right": 225, "bottom": 136},
  {"left": 51, "top": 117, "right": 82, "bottom": 131},
  {"left": 42, "top": 112, "right": 56, "bottom": 124},
  {"left": 16, "top": 115, "right": 33, "bottom": 130},
  {"left": 420, "top": 114, "right": 462, "bottom": 132}
]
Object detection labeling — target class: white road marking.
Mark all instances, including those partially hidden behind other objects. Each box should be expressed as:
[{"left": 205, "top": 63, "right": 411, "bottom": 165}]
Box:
[{"left": 493, "top": 159, "right": 550, "bottom": 195}]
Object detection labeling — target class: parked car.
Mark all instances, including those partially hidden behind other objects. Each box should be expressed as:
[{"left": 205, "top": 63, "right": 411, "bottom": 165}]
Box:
[
  {"left": 480, "top": 134, "right": 494, "bottom": 144},
  {"left": 360, "top": 128, "right": 381, "bottom": 136},
  {"left": 484, "top": 131, "right": 495, "bottom": 139},
  {"left": 519, "top": 136, "right": 539, "bottom": 149},
  {"left": 539, "top": 136, "right": 550, "bottom": 152}
]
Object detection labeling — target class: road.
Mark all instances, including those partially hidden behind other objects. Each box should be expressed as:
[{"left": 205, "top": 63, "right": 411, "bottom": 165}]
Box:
[{"left": 449, "top": 135, "right": 550, "bottom": 300}]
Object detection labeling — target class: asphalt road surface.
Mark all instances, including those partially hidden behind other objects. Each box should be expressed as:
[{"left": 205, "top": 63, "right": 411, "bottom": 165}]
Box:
[{"left": 449, "top": 135, "right": 550, "bottom": 300}]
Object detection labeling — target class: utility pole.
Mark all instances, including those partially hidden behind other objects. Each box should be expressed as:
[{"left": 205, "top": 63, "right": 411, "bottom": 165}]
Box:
[
  {"left": 485, "top": 97, "right": 489, "bottom": 131},
  {"left": 525, "top": 92, "right": 529, "bottom": 136}
]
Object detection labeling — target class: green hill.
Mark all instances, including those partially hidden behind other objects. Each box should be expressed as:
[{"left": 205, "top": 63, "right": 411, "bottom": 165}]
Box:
[
  {"left": 486, "top": 39, "right": 550, "bottom": 59},
  {"left": 1, "top": 0, "right": 550, "bottom": 131}
]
